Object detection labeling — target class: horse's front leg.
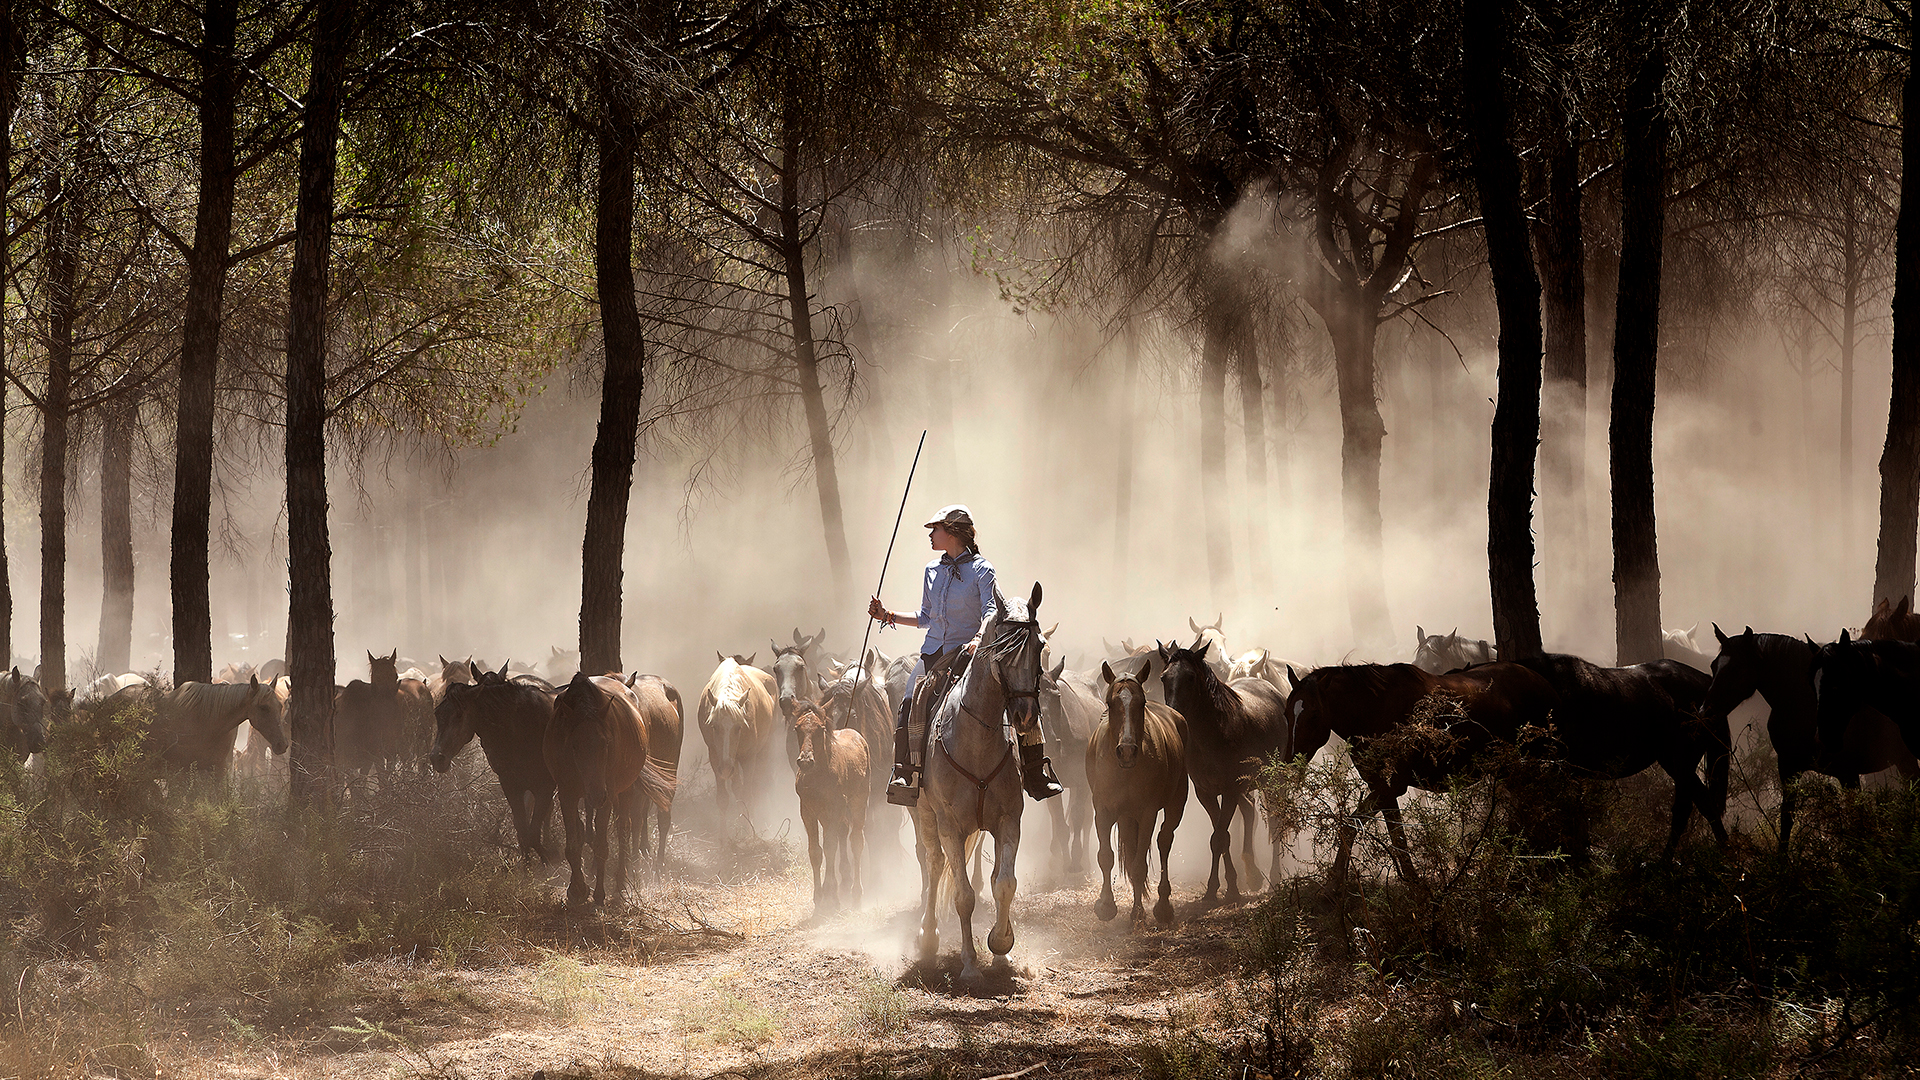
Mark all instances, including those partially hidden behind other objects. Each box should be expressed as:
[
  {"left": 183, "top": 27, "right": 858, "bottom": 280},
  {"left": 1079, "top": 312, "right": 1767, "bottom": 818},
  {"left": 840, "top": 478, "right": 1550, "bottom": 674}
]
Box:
[
  {"left": 1378, "top": 796, "right": 1418, "bottom": 884},
  {"left": 531, "top": 787, "right": 557, "bottom": 864},
  {"left": 915, "top": 807, "right": 944, "bottom": 962},
  {"left": 1126, "top": 815, "right": 1152, "bottom": 927},
  {"left": 1153, "top": 802, "right": 1181, "bottom": 927},
  {"left": 590, "top": 802, "right": 612, "bottom": 906},
  {"left": 561, "top": 798, "right": 589, "bottom": 905},
  {"left": 1093, "top": 807, "right": 1118, "bottom": 921},
  {"left": 803, "top": 806, "right": 825, "bottom": 904},
  {"left": 1332, "top": 789, "right": 1383, "bottom": 888},
  {"left": 1206, "top": 793, "right": 1242, "bottom": 903},
  {"left": 1047, "top": 796, "right": 1068, "bottom": 883},
  {"left": 940, "top": 826, "right": 982, "bottom": 983},
  {"left": 986, "top": 815, "right": 1022, "bottom": 963},
  {"left": 1069, "top": 788, "right": 1092, "bottom": 879},
  {"left": 1236, "top": 791, "right": 1266, "bottom": 892}
]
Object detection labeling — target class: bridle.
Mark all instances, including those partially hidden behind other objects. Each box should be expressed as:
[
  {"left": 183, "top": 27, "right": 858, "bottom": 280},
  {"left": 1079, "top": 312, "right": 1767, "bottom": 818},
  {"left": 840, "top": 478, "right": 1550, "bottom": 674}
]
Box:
[{"left": 960, "top": 616, "right": 1041, "bottom": 730}]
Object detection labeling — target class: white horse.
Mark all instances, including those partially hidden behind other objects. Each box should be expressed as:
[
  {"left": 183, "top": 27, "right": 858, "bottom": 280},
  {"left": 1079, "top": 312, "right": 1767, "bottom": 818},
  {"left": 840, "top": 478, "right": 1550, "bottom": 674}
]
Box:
[
  {"left": 913, "top": 582, "right": 1046, "bottom": 985},
  {"left": 698, "top": 655, "right": 778, "bottom": 831}
]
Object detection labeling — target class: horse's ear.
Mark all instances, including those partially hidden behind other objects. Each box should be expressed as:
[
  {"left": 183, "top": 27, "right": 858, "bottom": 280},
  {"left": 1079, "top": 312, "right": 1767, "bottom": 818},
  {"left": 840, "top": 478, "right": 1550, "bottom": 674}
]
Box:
[
  {"left": 1044, "top": 622, "right": 1058, "bottom": 640},
  {"left": 1713, "top": 623, "right": 1728, "bottom": 645},
  {"left": 1416, "top": 625, "right": 1426, "bottom": 642},
  {"left": 1841, "top": 628, "right": 1853, "bottom": 645},
  {"left": 1212, "top": 613, "right": 1223, "bottom": 631},
  {"left": 250, "top": 673, "right": 260, "bottom": 688},
  {"left": 1028, "top": 581, "right": 1042, "bottom": 615},
  {"left": 744, "top": 652, "right": 756, "bottom": 667},
  {"left": 1687, "top": 623, "right": 1698, "bottom": 638},
  {"left": 716, "top": 651, "right": 726, "bottom": 664},
  {"left": 1050, "top": 658, "right": 1064, "bottom": 680},
  {"left": 1189, "top": 617, "right": 1202, "bottom": 634},
  {"left": 1744, "top": 626, "right": 1755, "bottom": 638},
  {"left": 1196, "top": 639, "right": 1211, "bottom": 660},
  {"left": 770, "top": 639, "right": 780, "bottom": 656},
  {"left": 1102, "top": 661, "right": 1116, "bottom": 685},
  {"left": 367, "top": 651, "right": 376, "bottom": 665},
  {"left": 814, "top": 628, "right": 826, "bottom": 649},
  {"left": 626, "top": 671, "right": 639, "bottom": 686},
  {"left": 387, "top": 650, "right": 398, "bottom": 662},
  {"left": 1286, "top": 664, "right": 1300, "bottom": 686}
]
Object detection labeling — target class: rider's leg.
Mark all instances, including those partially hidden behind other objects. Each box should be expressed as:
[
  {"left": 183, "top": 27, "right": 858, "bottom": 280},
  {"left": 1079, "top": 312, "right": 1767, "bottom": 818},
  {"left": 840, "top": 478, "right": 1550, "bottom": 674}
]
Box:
[
  {"left": 886, "top": 661, "right": 924, "bottom": 806},
  {"left": 1018, "top": 727, "right": 1065, "bottom": 801}
]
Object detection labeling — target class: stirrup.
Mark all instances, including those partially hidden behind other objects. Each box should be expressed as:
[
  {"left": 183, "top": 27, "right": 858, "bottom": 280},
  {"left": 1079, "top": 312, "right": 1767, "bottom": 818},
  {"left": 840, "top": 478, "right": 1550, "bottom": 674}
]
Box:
[{"left": 887, "top": 763, "right": 920, "bottom": 806}]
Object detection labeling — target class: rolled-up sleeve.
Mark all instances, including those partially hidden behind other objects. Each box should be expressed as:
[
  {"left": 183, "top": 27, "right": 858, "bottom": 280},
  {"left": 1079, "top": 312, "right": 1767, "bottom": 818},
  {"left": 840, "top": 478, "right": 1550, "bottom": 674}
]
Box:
[
  {"left": 916, "top": 564, "right": 934, "bottom": 626},
  {"left": 976, "top": 562, "right": 999, "bottom": 625}
]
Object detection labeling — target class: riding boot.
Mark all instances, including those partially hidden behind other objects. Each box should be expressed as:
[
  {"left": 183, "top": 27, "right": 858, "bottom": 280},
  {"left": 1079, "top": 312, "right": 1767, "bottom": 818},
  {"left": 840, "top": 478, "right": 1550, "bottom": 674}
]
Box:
[
  {"left": 1018, "top": 740, "right": 1065, "bottom": 801},
  {"left": 887, "top": 698, "right": 920, "bottom": 806}
]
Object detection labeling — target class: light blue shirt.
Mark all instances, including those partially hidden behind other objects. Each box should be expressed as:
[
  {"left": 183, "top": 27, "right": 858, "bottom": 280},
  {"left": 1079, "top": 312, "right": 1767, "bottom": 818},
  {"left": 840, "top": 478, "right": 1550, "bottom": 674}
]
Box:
[{"left": 917, "top": 551, "right": 998, "bottom": 653}]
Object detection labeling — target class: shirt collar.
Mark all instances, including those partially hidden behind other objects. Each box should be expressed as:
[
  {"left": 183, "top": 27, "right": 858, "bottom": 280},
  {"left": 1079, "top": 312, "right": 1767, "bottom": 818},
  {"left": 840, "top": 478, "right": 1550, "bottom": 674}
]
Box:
[{"left": 939, "top": 550, "right": 975, "bottom": 572}]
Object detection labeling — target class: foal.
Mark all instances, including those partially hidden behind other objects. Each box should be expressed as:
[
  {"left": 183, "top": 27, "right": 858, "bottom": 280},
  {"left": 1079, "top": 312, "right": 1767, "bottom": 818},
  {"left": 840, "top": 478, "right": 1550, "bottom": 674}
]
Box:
[{"left": 793, "top": 700, "right": 869, "bottom": 912}]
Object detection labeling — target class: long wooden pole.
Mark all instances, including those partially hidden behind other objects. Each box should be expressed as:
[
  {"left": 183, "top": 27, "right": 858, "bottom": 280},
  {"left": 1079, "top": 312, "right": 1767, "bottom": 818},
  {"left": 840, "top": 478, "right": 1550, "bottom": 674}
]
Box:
[{"left": 860, "top": 431, "right": 928, "bottom": 669}]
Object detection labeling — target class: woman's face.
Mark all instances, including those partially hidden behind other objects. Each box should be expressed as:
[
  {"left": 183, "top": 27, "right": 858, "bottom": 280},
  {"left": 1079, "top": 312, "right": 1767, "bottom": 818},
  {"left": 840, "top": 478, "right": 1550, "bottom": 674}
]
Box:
[{"left": 929, "top": 524, "right": 962, "bottom": 555}]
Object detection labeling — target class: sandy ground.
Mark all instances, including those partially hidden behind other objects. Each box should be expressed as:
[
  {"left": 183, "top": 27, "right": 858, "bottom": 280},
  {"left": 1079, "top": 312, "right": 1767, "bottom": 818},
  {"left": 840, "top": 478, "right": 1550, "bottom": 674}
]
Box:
[{"left": 147, "top": 781, "right": 1265, "bottom": 1080}]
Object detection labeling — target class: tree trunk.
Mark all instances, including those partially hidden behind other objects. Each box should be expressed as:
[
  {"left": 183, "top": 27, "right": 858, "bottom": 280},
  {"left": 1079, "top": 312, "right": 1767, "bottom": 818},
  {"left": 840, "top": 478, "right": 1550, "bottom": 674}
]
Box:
[
  {"left": 1842, "top": 178, "right": 1860, "bottom": 559},
  {"left": 97, "top": 392, "right": 135, "bottom": 673},
  {"left": 1197, "top": 293, "right": 1236, "bottom": 607},
  {"left": 1466, "top": 0, "right": 1544, "bottom": 661},
  {"left": 778, "top": 91, "right": 852, "bottom": 599},
  {"left": 1113, "top": 317, "right": 1138, "bottom": 585},
  {"left": 1237, "top": 318, "right": 1273, "bottom": 597},
  {"left": 0, "top": 0, "right": 21, "bottom": 671},
  {"left": 171, "top": 0, "right": 239, "bottom": 686},
  {"left": 286, "top": 0, "right": 348, "bottom": 809},
  {"left": 1538, "top": 110, "right": 1588, "bottom": 607},
  {"left": 579, "top": 2, "right": 646, "bottom": 678},
  {"left": 1329, "top": 300, "right": 1392, "bottom": 646},
  {"left": 1877, "top": 53, "right": 1920, "bottom": 610},
  {"left": 41, "top": 174, "right": 76, "bottom": 693},
  {"left": 1610, "top": 30, "right": 1668, "bottom": 665}
]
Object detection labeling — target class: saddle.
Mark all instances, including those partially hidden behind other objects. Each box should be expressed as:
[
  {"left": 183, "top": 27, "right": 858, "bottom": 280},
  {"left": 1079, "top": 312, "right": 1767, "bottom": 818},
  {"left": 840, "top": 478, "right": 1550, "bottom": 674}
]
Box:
[{"left": 907, "top": 648, "right": 970, "bottom": 768}]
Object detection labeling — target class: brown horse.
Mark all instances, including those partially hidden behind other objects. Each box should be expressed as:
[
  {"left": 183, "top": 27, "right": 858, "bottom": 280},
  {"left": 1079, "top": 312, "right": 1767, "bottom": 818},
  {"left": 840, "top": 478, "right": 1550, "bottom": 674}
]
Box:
[
  {"left": 0, "top": 669, "right": 53, "bottom": 762},
  {"left": 793, "top": 700, "right": 869, "bottom": 912},
  {"left": 136, "top": 676, "right": 290, "bottom": 780},
  {"left": 545, "top": 673, "right": 674, "bottom": 906},
  {"left": 1285, "top": 661, "right": 1558, "bottom": 883},
  {"left": 431, "top": 674, "right": 557, "bottom": 861},
  {"left": 819, "top": 654, "right": 894, "bottom": 850},
  {"left": 626, "top": 672, "right": 684, "bottom": 865},
  {"left": 336, "top": 650, "right": 410, "bottom": 778},
  {"left": 1089, "top": 663, "right": 1188, "bottom": 927},
  {"left": 1158, "top": 639, "right": 1289, "bottom": 901},
  {"left": 1863, "top": 596, "right": 1920, "bottom": 641},
  {"left": 698, "top": 656, "right": 779, "bottom": 831}
]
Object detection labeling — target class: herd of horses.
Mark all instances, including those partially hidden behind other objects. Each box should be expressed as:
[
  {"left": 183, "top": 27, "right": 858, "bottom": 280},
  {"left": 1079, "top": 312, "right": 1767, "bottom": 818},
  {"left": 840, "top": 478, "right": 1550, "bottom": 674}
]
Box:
[{"left": 12, "top": 592, "right": 1920, "bottom": 984}]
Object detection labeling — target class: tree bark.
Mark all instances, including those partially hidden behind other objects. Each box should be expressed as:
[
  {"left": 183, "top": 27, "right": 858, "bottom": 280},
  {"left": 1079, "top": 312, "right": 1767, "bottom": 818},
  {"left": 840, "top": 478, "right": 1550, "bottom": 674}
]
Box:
[
  {"left": 1329, "top": 301, "right": 1391, "bottom": 645},
  {"left": 777, "top": 90, "right": 853, "bottom": 600},
  {"left": 1841, "top": 177, "right": 1860, "bottom": 558},
  {"left": 40, "top": 173, "right": 76, "bottom": 692},
  {"left": 286, "top": 0, "right": 349, "bottom": 809},
  {"left": 1237, "top": 317, "right": 1273, "bottom": 597},
  {"left": 579, "top": 0, "right": 646, "bottom": 678},
  {"left": 0, "top": 0, "right": 21, "bottom": 671},
  {"left": 1876, "top": 52, "right": 1920, "bottom": 610},
  {"left": 1466, "top": 0, "right": 1544, "bottom": 661},
  {"left": 1197, "top": 291, "right": 1236, "bottom": 606},
  {"left": 1113, "top": 317, "right": 1138, "bottom": 585},
  {"left": 1538, "top": 110, "right": 1588, "bottom": 601},
  {"left": 97, "top": 392, "right": 135, "bottom": 673},
  {"left": 1610, "top": 28, "right": 1668, "bottom": 665},
  {"left": 171, "top": 0, "right": 239, "bottom": 686}
]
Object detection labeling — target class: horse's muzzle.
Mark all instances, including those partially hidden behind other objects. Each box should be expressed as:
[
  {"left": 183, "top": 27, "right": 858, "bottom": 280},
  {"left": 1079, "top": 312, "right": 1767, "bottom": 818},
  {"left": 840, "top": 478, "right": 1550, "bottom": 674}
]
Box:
[
  {"left": 1117, "top": 743, "right": 1139, "bottom": 768},
  {"left": 429, "top": 750, "right": 450, "bottom": 773}
]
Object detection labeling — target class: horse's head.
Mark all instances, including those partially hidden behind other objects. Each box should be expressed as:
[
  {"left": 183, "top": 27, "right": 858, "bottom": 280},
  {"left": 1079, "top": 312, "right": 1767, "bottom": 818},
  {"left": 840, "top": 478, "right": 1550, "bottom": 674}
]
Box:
[
  {"left": 1283, "top": 665, "right": 1334, "bottom": 761},
  {"left": 1702, "top": 623, "right": 1764, "bottom": 721},
  {"left": 0, "top": 669, "right": 49, "bottom": 762},
  {"left": 1158, "top": 640, "right": 1215, "bottom": 717},
  {"left": 792, "top": 700, "right": 830, "bottom": 773},
  {"left": 555, "top": 673, "right": 614, "bottom": 804},
  {"left": 431, "top": 680, "right": 482, "bottom": 772},
  {"left": 984, "top": 582, "right": 1045, "bottom": 733},
  {"left": 1812, "top": 630, "right": 1874, "bottom": 773},
  {"left": 247, "top": 674, "right": 291, "bottom": 755},
  {"left": 440, "top": 655, "right": 476, "bottom": 687},
  {"left": 369, "top": 650, "right": 399, "bottom": 687},
  {"left": 770, "top": 642, "right": 812, "bottom": 722},
  {"left": 1101, "top": 660, "right": 1150, "bottom": 767}
]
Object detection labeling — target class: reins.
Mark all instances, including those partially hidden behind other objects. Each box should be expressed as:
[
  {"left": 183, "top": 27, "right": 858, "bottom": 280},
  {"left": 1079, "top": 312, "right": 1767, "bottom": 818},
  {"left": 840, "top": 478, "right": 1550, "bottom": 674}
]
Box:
[{"left": 935, "top": 615, "right": 1040, "bottom": 822}]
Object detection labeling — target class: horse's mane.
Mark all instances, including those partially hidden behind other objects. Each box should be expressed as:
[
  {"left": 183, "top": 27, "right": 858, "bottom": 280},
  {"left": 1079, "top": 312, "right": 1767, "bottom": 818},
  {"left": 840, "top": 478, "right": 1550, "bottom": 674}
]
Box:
[
  {"left": 171, "top": 680, "right": 275, "bottom": 725},
  {"left": 1316, "top": 662, "right": 1416, "bottom": 699},
  {"left": 1168, "top": 647, "right": 1255, "bottom": 741},
  {"left": 461, "top": 678, "right": 552, "bottom": 726}
]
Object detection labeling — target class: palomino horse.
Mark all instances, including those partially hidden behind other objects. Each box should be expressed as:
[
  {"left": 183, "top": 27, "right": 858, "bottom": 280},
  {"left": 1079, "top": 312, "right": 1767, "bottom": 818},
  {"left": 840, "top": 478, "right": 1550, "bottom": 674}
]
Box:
[
  {"left": 914, "top": 582, "right": 1046, "bottom": 985},
  {"left": 0, "top": 669, "right": 53, "bottom": 762},
  {"left": 792, "top": 699, "right": 869, "bottom": 912},
  {"left": 625, "top": 672, "right": 684, "bottom": 865},
  {"left": 1039, "top": 659, "right": 1098, "bottom": 881},
  {"left": 1089, "top": 662, "right": 1188, "bottom": 927},
  {"left": 1706, "top": 625, "right": 1917, "bottom": 851},
  {"left": 431, "top": 673, "right": 558, "bottom": 861},
  {"left": 698, "top": 656, "right": 779, "bottom": 830},
  {"left": 1413, "top": 627, "right": 1497, "bottom": 675},
  {"left": 1812, "top": 631, "right": 1920, "bottom": 775},
  {"left": 1159, "top": 639, "right": 1288, "bottom": 901},
  {"left": 546, "top": 673, "right": 674, "bottom": 906},
  {"left": 1516, "top": 653, "right": 1731, "bottom": 858},
  {"left": 1286, "top": 661, "right": 1557, "bottom": 883}
]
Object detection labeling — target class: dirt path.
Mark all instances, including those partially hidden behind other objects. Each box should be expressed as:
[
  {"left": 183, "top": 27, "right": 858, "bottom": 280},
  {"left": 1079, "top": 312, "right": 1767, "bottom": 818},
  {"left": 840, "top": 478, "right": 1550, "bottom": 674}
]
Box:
[{"left": 173, "top": 820, "right": 1256, "bottom": 1080}]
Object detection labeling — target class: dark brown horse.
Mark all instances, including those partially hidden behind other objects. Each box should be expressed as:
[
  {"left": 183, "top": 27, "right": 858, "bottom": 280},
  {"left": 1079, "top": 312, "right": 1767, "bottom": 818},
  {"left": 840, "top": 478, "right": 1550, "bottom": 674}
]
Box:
[
  {"left": 1159, "top": 639, "right": 1288, "bottom": 902},
  {"left": 793, "top": 699, "right": 869, "bottom": 912},
  {"left": 336, "top": 650, "right": 410, "bottom": 778},
  {"left": 430, "top": 674, "right": 557, "bottom": 861},
  {"left": 625, "top": 672, "right": 683, "bottom": 865},
  {"left": 545, "top": 673, "right": 675, "bottom": 906},
  {"left": 1705, "top": 625, "right": 1918, "bottom": 851},
  {"left": 1812, "top": 631, "right": 1920, "bottom": 781},
  {"left": 1286, "top": 661, "right": 1557, "bottom": 882},
  {"left": 0, "top": 668, "right": 52, "bottom": 762},
  {"left": 1515, "top": 653, "right": 1731, "bottom": 858},
  {"left": 1089, "top": 663, "right": 1188, "bottom": 927},
  {"left": 1862, "top": 596, "right": 1920, "bottom": 642}
]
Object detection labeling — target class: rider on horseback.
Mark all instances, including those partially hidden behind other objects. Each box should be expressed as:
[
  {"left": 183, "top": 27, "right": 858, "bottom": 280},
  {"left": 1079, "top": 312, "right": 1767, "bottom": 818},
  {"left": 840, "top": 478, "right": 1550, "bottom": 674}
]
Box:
[{"left": 868, "top": 504, "right": 1064, "bottom": 806}]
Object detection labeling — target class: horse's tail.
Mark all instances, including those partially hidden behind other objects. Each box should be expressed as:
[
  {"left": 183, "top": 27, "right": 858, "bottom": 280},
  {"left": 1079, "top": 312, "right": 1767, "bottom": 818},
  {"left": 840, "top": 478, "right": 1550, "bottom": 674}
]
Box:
[{"left": 638, "top": 757, "right": 676, "bottom": 813}]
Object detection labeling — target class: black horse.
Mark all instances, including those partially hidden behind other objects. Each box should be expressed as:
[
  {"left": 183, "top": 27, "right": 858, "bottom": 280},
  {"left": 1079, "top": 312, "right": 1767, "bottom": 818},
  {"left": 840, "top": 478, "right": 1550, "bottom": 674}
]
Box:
[
  {"left": 430, "top": 671, "right": 558, "bottom": 862},
  {"left": 1812, "top": 630, "right": 1920, "bottom": 779},
  {"left": 1515, "top": 653, "right": 1731, "bottom": 858},
  {"left": 1158, "top": 638, "right": 1289, "bottom": 902}
]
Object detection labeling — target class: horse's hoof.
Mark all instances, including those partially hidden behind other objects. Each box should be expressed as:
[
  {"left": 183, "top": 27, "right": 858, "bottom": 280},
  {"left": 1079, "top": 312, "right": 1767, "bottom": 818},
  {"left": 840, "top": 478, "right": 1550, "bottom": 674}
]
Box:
[
  {"left": 1153, "top": 899, "right": 1175, "bottom": 927},
  {"left": 1094, "top": 896, "right": 1118, "bottom": 922},
  {"left": 988, "top": 929, "right": 1013, "bottom": 956}
]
